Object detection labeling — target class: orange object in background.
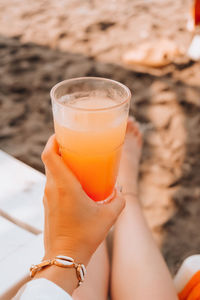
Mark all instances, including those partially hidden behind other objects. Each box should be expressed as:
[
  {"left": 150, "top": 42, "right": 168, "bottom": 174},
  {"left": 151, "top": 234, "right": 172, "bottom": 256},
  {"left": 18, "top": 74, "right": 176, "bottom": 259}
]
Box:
[
  {"left": 179, "top": 271, "right": 200, "bottom": 300},
  {"left": 54, "top": 97, "right": 127, "bottom": 202},
  {"left": 194, "top": 0, "right": 200, "bottom": 26}
]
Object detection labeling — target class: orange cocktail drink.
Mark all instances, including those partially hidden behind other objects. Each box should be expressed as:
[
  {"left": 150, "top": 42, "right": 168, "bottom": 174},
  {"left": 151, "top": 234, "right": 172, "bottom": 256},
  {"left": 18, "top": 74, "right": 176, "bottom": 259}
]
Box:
[{"left": 51, "top": 78, "right": 131, "bottom": 202}]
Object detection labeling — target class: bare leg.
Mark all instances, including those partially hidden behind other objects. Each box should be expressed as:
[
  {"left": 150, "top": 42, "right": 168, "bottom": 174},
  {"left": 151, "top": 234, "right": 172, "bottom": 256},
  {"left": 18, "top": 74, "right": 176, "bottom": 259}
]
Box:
[
  {"left": 111, "top": 119, "right": 178, "bottom": 300},
  {"left": 73, "top": 240, "right": 109, "bottom": 300}
]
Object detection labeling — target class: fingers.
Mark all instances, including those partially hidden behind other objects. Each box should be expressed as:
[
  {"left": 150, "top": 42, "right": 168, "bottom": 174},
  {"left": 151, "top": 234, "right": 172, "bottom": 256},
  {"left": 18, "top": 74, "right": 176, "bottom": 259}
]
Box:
[
  {"left": 41, "top": 135, "right": 61, "bottom": 165},
  {"left": 42, "top": 135, "right": 81, "bottom": 189}
]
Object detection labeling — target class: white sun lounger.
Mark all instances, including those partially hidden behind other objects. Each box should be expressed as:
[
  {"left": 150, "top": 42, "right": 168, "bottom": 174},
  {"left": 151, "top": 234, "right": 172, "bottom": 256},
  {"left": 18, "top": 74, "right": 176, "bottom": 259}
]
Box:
[{"left": 0, "top": 150, "right": 44, "bottom": 299}]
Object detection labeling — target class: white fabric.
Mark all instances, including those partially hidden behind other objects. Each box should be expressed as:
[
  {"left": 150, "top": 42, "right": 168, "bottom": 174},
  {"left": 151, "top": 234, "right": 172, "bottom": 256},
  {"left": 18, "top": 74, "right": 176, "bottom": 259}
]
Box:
[{"left": 13, "top": 278, "right": 73, "bottom": 300}]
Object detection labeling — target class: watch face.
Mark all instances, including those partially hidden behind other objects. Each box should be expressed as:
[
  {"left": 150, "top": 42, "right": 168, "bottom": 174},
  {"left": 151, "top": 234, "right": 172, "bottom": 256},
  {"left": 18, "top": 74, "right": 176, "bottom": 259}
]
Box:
[{"left": 194, "top": 0, "right": 200, "bottom": 26}]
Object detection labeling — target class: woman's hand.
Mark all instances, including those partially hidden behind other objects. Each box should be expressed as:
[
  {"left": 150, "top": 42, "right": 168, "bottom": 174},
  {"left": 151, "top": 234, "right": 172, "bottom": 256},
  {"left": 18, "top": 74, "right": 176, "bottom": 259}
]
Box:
[{"left": 41, "top": 135, "right": 125, "bottom": 265}]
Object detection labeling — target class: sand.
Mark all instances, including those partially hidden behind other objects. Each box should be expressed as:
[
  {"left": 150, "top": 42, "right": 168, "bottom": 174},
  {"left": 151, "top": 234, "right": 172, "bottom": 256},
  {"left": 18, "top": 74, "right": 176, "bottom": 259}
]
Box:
[{"left": 0, "top": 0, "right": 200, "bottom": 275}]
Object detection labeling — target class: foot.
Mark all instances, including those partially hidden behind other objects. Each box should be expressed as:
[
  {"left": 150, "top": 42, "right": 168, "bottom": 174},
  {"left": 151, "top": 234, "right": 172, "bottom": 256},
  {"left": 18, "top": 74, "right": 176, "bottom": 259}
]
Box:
[{"left": 118, "top": 117, "right": 142, "bottom": 197}]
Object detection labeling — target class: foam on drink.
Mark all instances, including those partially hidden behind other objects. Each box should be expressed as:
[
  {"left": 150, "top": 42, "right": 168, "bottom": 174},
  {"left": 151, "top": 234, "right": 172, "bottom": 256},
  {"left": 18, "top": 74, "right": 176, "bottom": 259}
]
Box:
[{"left": 57, "top": 95, "right": 125, "bottom": 131}]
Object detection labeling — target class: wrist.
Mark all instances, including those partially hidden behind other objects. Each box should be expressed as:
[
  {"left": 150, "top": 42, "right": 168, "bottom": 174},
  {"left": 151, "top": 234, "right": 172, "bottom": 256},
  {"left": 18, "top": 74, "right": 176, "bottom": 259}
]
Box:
[
  {"left": 43, "top": 248, "right": 91, "bottom": 267},
  {"left": 34, "top": 264, "right": 77, "bottom": 295}
]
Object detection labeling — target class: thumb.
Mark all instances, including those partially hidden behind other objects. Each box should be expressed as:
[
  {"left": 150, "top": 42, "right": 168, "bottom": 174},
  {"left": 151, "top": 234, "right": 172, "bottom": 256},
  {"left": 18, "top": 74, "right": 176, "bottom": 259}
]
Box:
[{"left": 99, "top": 191, "right": 126, "bottom": 225}]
